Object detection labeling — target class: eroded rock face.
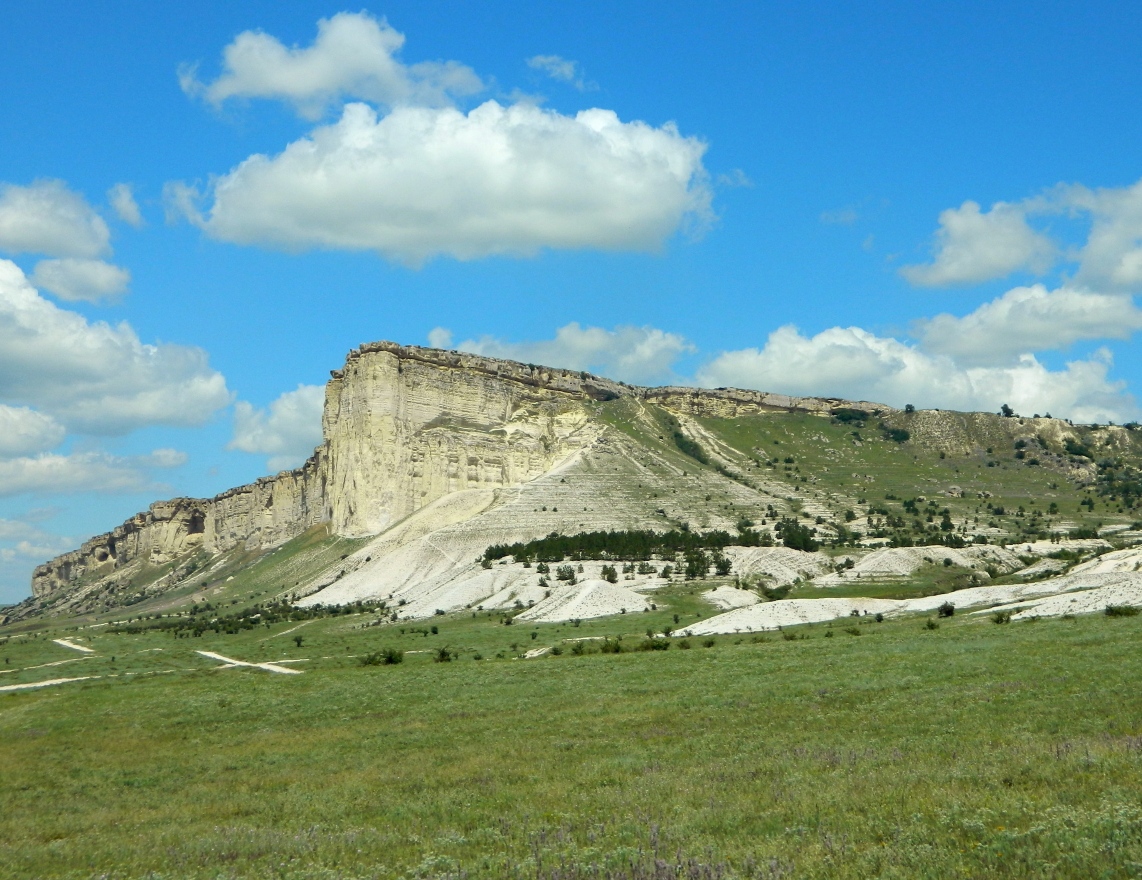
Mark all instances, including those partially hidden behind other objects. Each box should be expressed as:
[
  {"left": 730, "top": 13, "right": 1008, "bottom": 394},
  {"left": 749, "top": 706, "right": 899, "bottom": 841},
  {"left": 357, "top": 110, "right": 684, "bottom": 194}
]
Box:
[
  {"left": 322, "top": 343, "right": 602, "bottom": 536},
  {"left": 29, "top": 341, "right": 892, "bottom": 602},
  {"left": 30, "top": 456, "right": 328, "bottom": 598}
]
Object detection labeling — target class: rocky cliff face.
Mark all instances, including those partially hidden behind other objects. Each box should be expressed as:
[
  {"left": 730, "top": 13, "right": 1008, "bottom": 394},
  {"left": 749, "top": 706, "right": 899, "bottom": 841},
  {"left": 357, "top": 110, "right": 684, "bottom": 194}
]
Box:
[
  {"left": 29, "top": 341, "right": 891, "bottom": 601},
  {"left": 30, "top": 456, "right": 328, "bottom": 598}
]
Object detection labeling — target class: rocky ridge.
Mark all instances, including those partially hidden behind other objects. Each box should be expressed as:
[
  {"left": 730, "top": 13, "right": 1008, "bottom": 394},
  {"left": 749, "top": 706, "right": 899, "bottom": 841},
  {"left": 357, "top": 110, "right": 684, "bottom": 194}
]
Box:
[{"left": 29, "top": 341, "right": 887, "bottom": 605}]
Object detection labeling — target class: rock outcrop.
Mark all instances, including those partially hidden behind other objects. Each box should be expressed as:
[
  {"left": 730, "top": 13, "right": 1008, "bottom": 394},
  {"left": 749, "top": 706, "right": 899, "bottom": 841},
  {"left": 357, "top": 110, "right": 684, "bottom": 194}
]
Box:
[{"left": 30, "top": 341, "right": 889, "bottom": 601}]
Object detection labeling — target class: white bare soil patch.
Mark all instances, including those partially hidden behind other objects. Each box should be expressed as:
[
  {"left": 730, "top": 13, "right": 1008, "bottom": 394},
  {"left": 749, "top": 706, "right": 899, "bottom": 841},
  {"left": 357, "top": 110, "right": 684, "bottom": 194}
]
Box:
[
  {"left": 0, "top": 675, "right": 100, "bottom": 692},
  {"left": 52, "top": 638, "right": 95, "bottom": 654},
  {"left": 681, "top": 598, "right": 898, "bottom": 634},
  {"left": 196, "top": 650, "right": 305, "bottom": 675},
  {"left": 703, "top": 585, "right": 760, "bottom": 610},
  {"left": 515, "top": 580, "right": 652, "bottom": 622},
  {"left": 725, "top": 547, "right": 832, "bottom": 585},
  {"left": 682, "top": 563, "right": 1142, "bottom": 635},
  {"left": 814, "top": 545, "right": 1022, "bottom": 586},
  {"left": 999, "top": 578, "right": 1142, "bottom": 619}
]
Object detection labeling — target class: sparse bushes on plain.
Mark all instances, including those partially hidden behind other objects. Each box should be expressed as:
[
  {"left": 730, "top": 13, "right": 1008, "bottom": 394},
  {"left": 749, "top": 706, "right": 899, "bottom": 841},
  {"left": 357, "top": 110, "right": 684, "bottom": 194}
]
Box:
[{"left": 359, "top": 647, "right": 403, "bottom": 666}]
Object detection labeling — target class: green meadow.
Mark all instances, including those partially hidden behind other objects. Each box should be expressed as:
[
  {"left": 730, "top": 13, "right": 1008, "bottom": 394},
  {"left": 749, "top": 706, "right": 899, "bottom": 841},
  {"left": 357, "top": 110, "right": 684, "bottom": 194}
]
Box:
[{"left": 3, "top": 594, "right": 1142, "bottom": 879}]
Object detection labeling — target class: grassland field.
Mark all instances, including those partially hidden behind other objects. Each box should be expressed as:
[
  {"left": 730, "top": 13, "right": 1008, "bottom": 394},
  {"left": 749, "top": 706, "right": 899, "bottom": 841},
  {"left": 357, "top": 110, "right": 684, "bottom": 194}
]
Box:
[{"left": 3, "top": 573, "right": 1142, "bottom": 879}]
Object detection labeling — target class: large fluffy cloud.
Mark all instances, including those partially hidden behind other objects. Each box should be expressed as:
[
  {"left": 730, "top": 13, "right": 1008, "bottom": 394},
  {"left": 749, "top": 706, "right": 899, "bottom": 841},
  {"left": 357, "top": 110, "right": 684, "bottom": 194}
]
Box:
[
  {"left": 180, "top": 11, "right": 482, "bottom": 120},
  {"left": 0, "top": 405, "right": 66, "bottom": 457},
  {"left": 30, "top": 258, "right": 130, "bottom": 303},
  {"left": 1064, "top": 179, "right": 1142, "bottom": 291},
  {"left": 0, "top": 517, "right": 73, "bottom": 565},
  {"left": 458, "top": 322, "right": 696, "bottom": 385},
  {"left": 697, "top": 325, "right": 1136, "bottom": 423},
  {"left": 0, "top": 179, "right": 111, "bottom": 258},
  {"left": 173, "top": 100, "right": 711, "bottom": 264},
  {"left": 901, "top": 200, "right": 1056, "bottom": 286},
  {"left": 229, "top": 384, "right": 325, "bottom": 472},
  {"left": 915, "top": 285, "right": 1142, "bottom": 366},
  {"left": 0, "top": 452, "right": 159, "bottom": 497},
  {"left": 0, "top": 260, "right": 231, "bottom": 433}
]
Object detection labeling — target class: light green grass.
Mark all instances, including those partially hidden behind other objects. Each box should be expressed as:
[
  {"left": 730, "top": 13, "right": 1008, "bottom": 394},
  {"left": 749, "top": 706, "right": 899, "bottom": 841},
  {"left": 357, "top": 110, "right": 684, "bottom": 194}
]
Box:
[{"left": 3, "top": 602, "right": 1142, "bottom": 879}]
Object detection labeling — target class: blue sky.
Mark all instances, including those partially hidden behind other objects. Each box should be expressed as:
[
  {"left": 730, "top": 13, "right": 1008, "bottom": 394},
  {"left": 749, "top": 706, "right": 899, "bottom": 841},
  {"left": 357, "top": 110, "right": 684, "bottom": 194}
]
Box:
[{"left": 3, "top": 1, "right": 1142, "bottom": 602}]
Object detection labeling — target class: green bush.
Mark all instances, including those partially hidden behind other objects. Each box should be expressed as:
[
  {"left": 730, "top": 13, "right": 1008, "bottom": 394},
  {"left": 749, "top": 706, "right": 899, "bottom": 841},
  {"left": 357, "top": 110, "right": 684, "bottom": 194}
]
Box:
[
  {"left": 359, "top": 647, "right": 403, "bottom": 666},
  {"left": 937, "top": 601, "right": 955, "bottom": 618},
  {"left": 992, "top": 610, "right": 1012, "bottom": 624},
  {"left": 1105, "top": 605, "right": 1140, "bottom": 617}
]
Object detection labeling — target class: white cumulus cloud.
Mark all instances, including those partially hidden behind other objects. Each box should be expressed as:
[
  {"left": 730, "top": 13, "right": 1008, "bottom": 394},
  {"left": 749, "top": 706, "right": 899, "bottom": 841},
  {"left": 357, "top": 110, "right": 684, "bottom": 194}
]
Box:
[
  {"left": 180, "top": 11, "right": 483, "bottom": 120},
  {"left": 0, "top": 405, "right": 66, "bottom": 458},
  {"left": 229, "top": 384, "right": 325, "bottom": 472},
  {"left": 697, "top": 325, "right": 1136, "bottom": 423},
  {"left": 1062, "top": 178, "right": 1142, "bottom": 292},
  {"left": 0, "top": 179, "right": 111, "bottom": 258},
  {"left": 0, "top": 260, "right": 231, "bottom": 434},
  {"left": 108, "top": 183, "right": 144, "bottom": 227},
  {"left": 915, "top": 284, "right": 1142, "bottom": 366},
  {"left": 901, "top": 200, "right": 1056, "bottom": 286},
  {"left": 459, "top": 322, "right": 696, "bottom": 385},
  {"left": 173, "top": 100, "right": 711, "bottom": 264},
  {"left": 0, "top": 451, "right": 156, "bottom": 497},
  {"left": 0, "top": 517, "right": 74, "bottom": 565},
  {"left": 30, "top": 258, "right": 130, "bottom": 303}
]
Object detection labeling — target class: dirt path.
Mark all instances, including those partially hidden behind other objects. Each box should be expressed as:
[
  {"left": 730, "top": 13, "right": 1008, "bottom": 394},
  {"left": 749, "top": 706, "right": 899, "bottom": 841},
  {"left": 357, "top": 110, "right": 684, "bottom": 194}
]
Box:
[
  {"left": 0, "top": 676, "right": 100, "bottom": 692},
  {"left": 195, "top": 650, "right": 305, "bottom": 675},
  {"left": 52, "top": 639, "right": 95, "bottom": 654}
]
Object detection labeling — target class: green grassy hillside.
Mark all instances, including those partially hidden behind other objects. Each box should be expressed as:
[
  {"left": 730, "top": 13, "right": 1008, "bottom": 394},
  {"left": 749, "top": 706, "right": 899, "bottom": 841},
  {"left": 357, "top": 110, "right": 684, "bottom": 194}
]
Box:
[{"left": 2, "top": 598, "right": 1141, "bottom": 878}]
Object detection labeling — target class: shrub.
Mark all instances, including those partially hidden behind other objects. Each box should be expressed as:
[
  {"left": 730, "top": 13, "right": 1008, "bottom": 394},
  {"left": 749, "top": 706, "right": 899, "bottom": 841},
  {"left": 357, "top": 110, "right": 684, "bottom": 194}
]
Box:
[
  {"left": 434, "top": 646, "right": 455, "bottom": 662},
  {"left": 844, "top": 626, "right": 861, "bottom": 636},
  {"left": 677, "top": 639, "right": 691, "bottom": 649},
  {"left": 601, "top": 564, "right": 618, "bottom": 583},
  {"left": 550, "top": 644, "right": 564, "bottom": 655},
  {"left": 1106, "top": 605, "right": 1140, "bottom": 617},
  {"left": 672, "top": 430, "right": 708, "bottom": 463},
  {"left": 937, "top": 601, "right": 955, "bottom": 618},
  {"left": 636, "top": 637, "right": 670, "bottom": 651},
  {"left": 924, "top": 618, "right": 940, "bottom": 630},
  {"left": 293, "top": 635, "right": 304, "bottom": 648},
  {"left": 776, "top": 518, "right": 819, "bottom": 552},
  {"left": 599, "top": 638, "right": 624, "bottom": 654},
  {"left": 570, "top": 641, "right": 586, "bottom": 655},
  {"left": 702, "top": 638, "right": 716, "bottom": 648},
  {"left": 992, "top": 610, "right": 1012, "bottom": 624}
]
